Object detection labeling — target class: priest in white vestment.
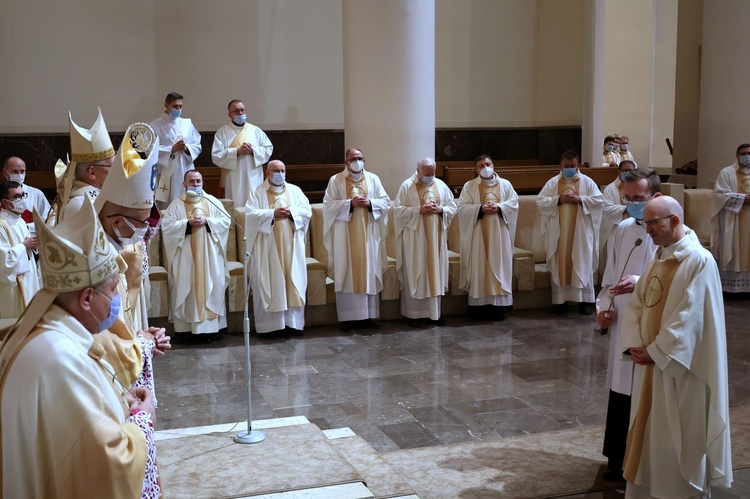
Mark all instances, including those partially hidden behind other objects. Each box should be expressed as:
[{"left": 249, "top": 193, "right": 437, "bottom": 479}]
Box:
[
  {"left": 595, "top": 168, "right": 660, "bottom": 482},
  {"left": 602, "top": 135, "right": 621, "bottom": 168},
  {"left": 394, "top": 157, "right": 457, "bottom": 326},
  {"left": 599, "top": 160, "right": 635, "bottom": 279},
  {"left": 537, "top": 150, "right": 603, "bottom": 314},
  {"left": 56, "top": 107, "right": 116, "bottom": 223},
  {"left": 0, "top": 201, "right": 160, "bottom": 498},
  {"left": 211, "top": 99, "right": 273, "bottom": 207},
  {"left": 457, "top": 155, "right": 518, "bottom": 320},
  {"left": 322, "top": 148, "right": 390, "bottom": 331},
  {"left": 3, "top": 156, "right": 51, "bottom": 225},
  {"left": 621, "top": 196, "right": 732, "bottom": 499},
  {"left": 0, "top": 182, "right": 40, "bottom": 319},
  {"left": 151, "top": 92, "right": 202, "bottom": 208},
  {"left": 710, "top": 143, "right": 750, "bottom": 293},
  {"left": 162, "top": 170, "right": 230, "bottom": 338},
  {"left": 618, "top": 136, "right": 637, "bottom": 167},
  {"left": 246, "top": 160, "right": 311, "bottom": 336}
]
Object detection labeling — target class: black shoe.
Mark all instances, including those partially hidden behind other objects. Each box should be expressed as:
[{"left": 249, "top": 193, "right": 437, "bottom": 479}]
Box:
[
  {"left": 407, "top": 318, "right": 421, "bottom": 327},
  {"left": 359, "top": 319, "right": 379, "bottom": 329},
  {"left": 602, "top": 470, "right": 625, "bottom": 482},
  {"left": 579, "top": 302, "right": 595, "bottom": 316},
  {"left": 493, "top": 308, "right": 507, "bottom": 321},
  {"left": 431, "top": 318, "right": 446, "bottom": 326},
  {"left": 195, "top": 335, "right": 216, "bottom": 344},
  {"left": 339, "top": 321, "right": 352, "bottom": 332},
  {"left": 551, "top": 303, "right": 568, "bottom": 315},
  {"left": 285, "top": 327, "right": 304, "bottom": 337}
]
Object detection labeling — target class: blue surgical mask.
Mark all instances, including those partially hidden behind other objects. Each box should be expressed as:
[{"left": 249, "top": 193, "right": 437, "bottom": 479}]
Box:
[
  {"left": 187, "top": 186, "right": 204, "bottom": 196},
  {"left": 620, "top": 172, "right": 629, "bottom": 182},
  {"left": 233, "top": 114, "right": 247, "bottom": 126},
  {"left": 626, "top": 201, "right": 647, "bottom": 220},
  {"left": 739, "top": 153, "right": 750, "bottom": 167},
  {"left": 271, "top": 172, "right": 286, "bottom": 186},
  {"left": 91, "top": 290, "right": 121, "bottom": 332},
  {"left": 561, "top": 168, "right": 577, "bottom": 179},
  {"left": 420, "top": 175, "right": 435, "bottom": 184},
  {"left": 605, "top": 144, "right": 614, "bottom": 152},
  {"left": 169, "top": 108, "right": 181, "bottom": 120}
]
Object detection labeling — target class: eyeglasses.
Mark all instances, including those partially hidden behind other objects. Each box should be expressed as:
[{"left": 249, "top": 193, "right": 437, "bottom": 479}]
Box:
[
  {"left": 106, "top": 213, "right": 150, "bottom": 228},
  {"left": 640, "top": 215, "right": 674, "bottom": 228},
  {"left": 8, "top": 192, "right": 28, "bottom": 200},
  {"left": 620, "top": 194, "right": 654, "bottom": 204}
]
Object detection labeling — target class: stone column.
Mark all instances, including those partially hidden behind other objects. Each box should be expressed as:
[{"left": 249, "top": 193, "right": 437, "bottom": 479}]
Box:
[
  {"left": 697, "top": 1, "right": 750, "bottom": 188},
  {"left": 342, "top": 0, "right": 436, "bottom": 198},
  {"left": 581, "top": 0, "right": 606, "bottom": 166}
]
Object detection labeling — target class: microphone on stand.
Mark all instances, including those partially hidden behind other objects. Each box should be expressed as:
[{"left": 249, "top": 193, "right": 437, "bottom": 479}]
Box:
[
  {"left": 185, "top": 188, "right": 265, "bottom": 444},
  {"left": 595, "top": 237, "right": 643, "bottom": 335}
]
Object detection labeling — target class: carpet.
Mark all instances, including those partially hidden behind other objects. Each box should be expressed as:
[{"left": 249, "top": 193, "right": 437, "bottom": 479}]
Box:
[
  {"left": 157, "top": 423, "right": 363, "bottom": 498},
  {"left": 381, "top": 405, "right": 750, "bottom": 499}
]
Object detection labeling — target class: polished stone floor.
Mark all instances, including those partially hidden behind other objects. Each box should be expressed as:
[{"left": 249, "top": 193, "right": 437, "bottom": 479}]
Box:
[{"left": 152, "top": 297, "right": 750, "bottom": 497}]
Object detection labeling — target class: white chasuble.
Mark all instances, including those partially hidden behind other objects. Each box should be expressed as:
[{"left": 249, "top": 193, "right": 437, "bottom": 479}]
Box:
[
  {"left": 457, "top": 175, "right": 518, "bottom": 306},
  {"left": 211, "top": 123, "right": 273, "bottom": 207},
  {"left": 246, "top": 181, "right": 311, "bottom": 333},
  {"left": 621, "top": 234, "right": 732, "bottom": 498},
  {"left": 162, "top": 192, "right": 230, "bottom": 334},
  {"left": 151, "top": 114, "right": 202, "bottom": 206},
  {"left": 711, "top": 162, "right": 750, "bottom": 292},
  {"left": 0, "top": 210, "right": 40, "bottom": 319}
]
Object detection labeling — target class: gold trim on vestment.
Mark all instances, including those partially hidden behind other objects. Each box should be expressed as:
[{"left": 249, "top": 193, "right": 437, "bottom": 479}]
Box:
[
  {"left": 416, "top": 182, "right": 443, "bottom": 297},
  {"left": 557, "top": 178, "right": 579, "bottom": 286},
  {"left": 346, "top": 176, "right": 369, "bottom": 294},
  {"left": 736, "top": 171, "right": 750, "bottom": 271},
  {"left": 479, "top": 183, "right": 505, "bottom": 296},
  {"left": 623, "top": 256, "right": 681, "bottom": 481},
  {"left": 267, "top": 188, "right": 303, "bottom": 308},
  {"left": 183, "top": 198, "right": 216, "bottom": 322},
  {"left": 70, "top": 148, "right": 116, "bottom": 163}
]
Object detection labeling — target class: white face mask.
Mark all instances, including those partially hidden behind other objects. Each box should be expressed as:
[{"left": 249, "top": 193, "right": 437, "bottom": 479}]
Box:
[
  {"left": 480, "top": 166, "right": 494, "bottom": 180},
  {"left": 420, "top": 175, "right": 435, "bottom": 185},
  {"left": 739, "top": 153, "right": 750, "bottom": 167},
  {"left": 349, "top": 159, "right": 364, "bottom": 173},
  {"left": 11, "top": 198, "right": 27, "bottom": 213},
  {"left": 186, "top": 185, "right": 204, "bottom": 196},
  {"left": 620, "top": 144, "right": 629, "bottom": 152},
  {"left": 114, "top": 217, "right": 148, "bottom": 245},
  {"left": 271, "top": 171, "right": 286, "bottom": 185},
  {"left": 9, "top": 173, "right": 25, "bottom": 184},
  {"left": 605, "top": 144, "right": 614, "bottom": 152}
]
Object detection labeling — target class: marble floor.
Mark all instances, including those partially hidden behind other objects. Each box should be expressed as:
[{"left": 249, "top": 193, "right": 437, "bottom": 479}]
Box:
[{"left": 152, "top": 297, "right": 750, "bottom": 497}]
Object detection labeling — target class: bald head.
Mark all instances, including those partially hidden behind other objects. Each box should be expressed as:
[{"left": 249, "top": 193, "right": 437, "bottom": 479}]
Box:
[
  {"left": 266, "top": 160, "right": 286, "bottom": 186},
  {"left": 643, "top": 195, "right": 685, "bottom": 247},
  {"left": 2, "top": 156, "right": 26, "bottom": 182}
]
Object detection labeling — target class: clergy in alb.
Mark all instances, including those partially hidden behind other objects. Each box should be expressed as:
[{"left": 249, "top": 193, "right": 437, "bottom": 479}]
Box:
[
  {"left": 457, "top": 155, "right": 518, "bottom": 320},
  {"left": 0, "top": 181, "right": 40, "bottom": 319},
  {"left": 211, "top": 99, "right": 273, "bottom": 207},
  {"left": 151, "top": 92, "right": 202, "bottom": 208},
  {"left": 3, "top": 156, "right": 51, "bottom": 222},
  {"left": 246, "top": 160, "right": 311, "bottom": 336},
  {"left": 710, "top": 143, "right": 750, "bottom": 293},
  {"left": 162, "top": 170, "right": 231, "bottom": 338},
  {"left": 595, "top": 168, "right": 660, "bottom": 482},
  {"left": 394, "top": 157, "right": 457, "bottom": 326},
  {"left": 322, "top": 148, "right": 390, "bottom": 331},
  {"left": 0, "top": 201, "right": 160, "bottom": 498},
  {"left": 621, "top": 196, "right": 732, "bottom": 498},
  {"left": 537, "top": 150, "right": 603, "bottom": 315},
  {"left": 599, "top": 160, "right": 635, "bottom": 278}
]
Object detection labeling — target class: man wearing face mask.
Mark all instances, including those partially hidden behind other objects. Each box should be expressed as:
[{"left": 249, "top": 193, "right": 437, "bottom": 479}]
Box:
[
  {"left": 599, "top": 160, "right": 637, "bottom": 279},
  {"left": 2, "top": 156, "right": 51, "bottom": 223},
  {"left": 456, "top": 155, "right": 518, "bottom": 320},
  {"left": 710, "top": 143, "right": 750, "bottom": 293},
  {"left": 537, "top": 150, "right": 604, "bottom": 315},
  {"left": 151, "top": 92, "right": 202, "bottom": 209},
  {"left": 246, "top": 160, "right": 311, "bottom": 337},
  {"left": 162, "top": 170, "right": 230, "bottom": 341},
  {"left": 0, "top": 202, "right": 160, "bottom": 498},
  {"left": 0, "top": 181, "right": 40, "bottom": 319},
  {"left": 618, "top": 136, "right": 637, "bottom": 167},
  {"left": 602, "top": 136, "right": 621, "bottom": 168},
  {"left": 394, "top": 157, "right": 457, "bottom": 327},
  {"left": 212, "top": 99, "right": 273, "bottom": 208},
  {"left": 595, "top": 168, "right": 660, "bottom": 482},
  {"left": 323, "top": 148, "right": 391, "bottom": 331}
]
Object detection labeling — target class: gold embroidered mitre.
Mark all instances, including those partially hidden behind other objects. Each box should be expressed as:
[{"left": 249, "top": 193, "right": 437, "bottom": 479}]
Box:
[
  {"left": 35, "top": 201, "right": 120, "bottom": 292},
  {"left": 94, "top": 122, "right": 158, "bottom": 212},
  {"left": 69, "top": 107, "right": 115, "bottom": 163}
]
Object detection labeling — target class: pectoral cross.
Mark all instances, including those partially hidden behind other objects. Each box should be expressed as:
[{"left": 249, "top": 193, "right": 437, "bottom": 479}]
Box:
[{"left": 160, "top": 185, "right": 169, "bottom": 193}]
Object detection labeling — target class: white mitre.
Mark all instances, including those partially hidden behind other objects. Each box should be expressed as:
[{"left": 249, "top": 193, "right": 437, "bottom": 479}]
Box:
[
  {"left": 69, "top": 107, "right": 115, "bottom": 163},
  {"left": 53, "top": 158, "right": 68, "bottom": 190},
  {"left": 37, "top": 200, "right": 120, "bottom": 292},
  {"left": 94, "top": 122, "right": 158, "bottom": 212}
]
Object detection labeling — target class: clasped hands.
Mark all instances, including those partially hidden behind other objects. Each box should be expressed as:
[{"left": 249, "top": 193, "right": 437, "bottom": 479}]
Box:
[
  {"left": 238, "top": 142, "right": 254, "bottom": 156},
  {"left": 420, "top": 202, "right": 443, "bottom": 215},
  {"left": 351, "top": 195, "right": 370, "bottom": 208},
  {"left": 274, "top": 207, "right": 292, "bottom": 219},
  {"left": 188, "top": 216, "right": 207, "bottom": 227},
  {"left": 481, "top": 202, "right": 500, "bottom": 214},
  {"left": 171, "top": 140, "right": 188, "bottom": 154},
  {"left": 141, "top": 326, "right": 171, "bottom": 357},
  {"left": 559, "top": 193, "right": 581, "bottom": 205}
]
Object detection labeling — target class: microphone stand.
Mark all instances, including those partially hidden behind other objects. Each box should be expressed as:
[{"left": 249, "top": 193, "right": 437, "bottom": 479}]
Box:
[
  {"left": 595, "top": 237, "right": 643, "bottom": 335},
  {"left": 187, "top": 191, "right": 265, "bottom": 444}
]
